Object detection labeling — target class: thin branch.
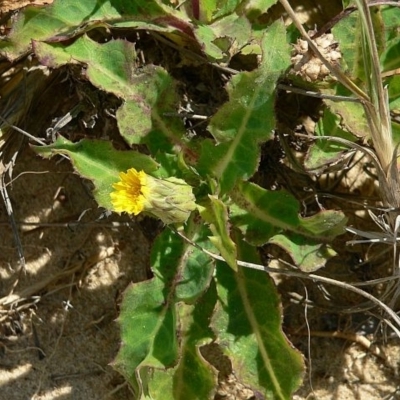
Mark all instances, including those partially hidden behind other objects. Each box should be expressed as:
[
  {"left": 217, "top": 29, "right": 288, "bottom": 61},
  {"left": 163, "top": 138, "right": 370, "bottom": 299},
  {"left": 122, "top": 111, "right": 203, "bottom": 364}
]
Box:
[
  {"left": 277, "top": 83, "right": 361, "bottom": 102},
  {"left": 171, "top": 228, "right": 400, "bottom": 337}
]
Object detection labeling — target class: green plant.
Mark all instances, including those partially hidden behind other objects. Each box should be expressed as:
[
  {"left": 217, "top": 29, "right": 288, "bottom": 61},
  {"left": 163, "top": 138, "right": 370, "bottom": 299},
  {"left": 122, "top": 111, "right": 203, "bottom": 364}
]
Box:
[{"left": 2, "top": 0, "right": 400, "bottom": 398}]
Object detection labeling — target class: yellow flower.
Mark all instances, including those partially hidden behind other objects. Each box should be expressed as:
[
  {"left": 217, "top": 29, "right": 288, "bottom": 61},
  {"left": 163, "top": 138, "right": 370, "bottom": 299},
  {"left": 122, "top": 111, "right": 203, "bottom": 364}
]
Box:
[
  {"left": 110, "top": 168, "right": 149, "bottom": 215},
  {"left": 110, "top": 168, "right": 196, "bottom": 224}
]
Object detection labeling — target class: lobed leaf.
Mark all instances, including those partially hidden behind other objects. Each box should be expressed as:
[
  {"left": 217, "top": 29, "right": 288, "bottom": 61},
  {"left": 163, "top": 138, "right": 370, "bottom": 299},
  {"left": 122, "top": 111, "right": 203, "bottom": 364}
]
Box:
[
  {"left": 325, "top": 94, "right": 370, "bottom": 139},
  {"left": 269, "top": 233, "right": 337, "bottom": 272},
  {"left": 198, "top": 20, "right": 291, "bottom": 193},
  {"left": 0, "top": 0, "right": 187, "bottom": 60},
  {"left": 114, "top": 223, "right": 215, "bottom": 396},
  {"left": 147, "top": 284, "right": 218, "bottom": 400},
  {"left": 244, "top": 0, "right": 278, "bottom": 19},
  {"left": 117, "top": 70, "right": 186, "bottom": 148},
  {"left": 34, "top": 35, "right": 188, "bottom": 162},
  {"left": 230, "top": 180, "right": 347, "bottom": 245},
  {"left": 34, "top": 36, "right": 137, "bottom": 98},
  {"left": 212, "top": 238, "right": 304, "bottom": 398},
  {"left": 194, "top": 13, "right": 252, "bottom": 62},
  {"left": 31, "top": 136, "right": 158, "bottom": 209},
  {"left": 305, "top": 108, "right": 356, "bottom": 172}
]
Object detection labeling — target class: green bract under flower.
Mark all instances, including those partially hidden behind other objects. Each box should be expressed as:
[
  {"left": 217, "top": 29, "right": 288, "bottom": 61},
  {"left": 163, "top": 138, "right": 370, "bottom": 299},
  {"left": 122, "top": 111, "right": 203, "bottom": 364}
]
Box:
[{"left": 110, "top": 168, "right": 196, "bottom": 224}]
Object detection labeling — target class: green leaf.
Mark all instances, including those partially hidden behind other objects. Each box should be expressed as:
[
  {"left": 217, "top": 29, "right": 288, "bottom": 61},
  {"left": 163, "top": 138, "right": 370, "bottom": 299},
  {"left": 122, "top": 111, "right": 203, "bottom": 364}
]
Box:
[
  {"left": 325, "top": 87, "right": 370, "bottom": 138},
  {"left": 194, "top": 13, "right": 252, "bottom": 61},
  {"left": 34, "top": 36, "right": 135, "bottom": 99},
  {"left": 197, "top": 0, "right": 218, "bottom": 23},
  {"left": 269, "top": 233, "right": 337, "bottom": 272},
  {"left": 388, "top": 75, "right": 400, "bottom": 109},
  {"left": 230, "top": 182, "right": 299, "bottom": 245},
  {"left": 381, "top": 6, "right": 400, "bottom": 42},
  {"left": 305, "top": 108, "right": 356, "bottom": 172},
  {"left": 332, "top": 11, "right": 363, "bottom": 80},
  {"left": 114, "top": 65, "right": 188, "bottom": 152},
  {"left": 193, "top": 24, "right": 226, "bottom": 60},
  {"left": 196, "top": 0, "right": 241, "bottom": 23},
  {"left": 388, "top": 75, "right": 400, "bottom": 146},
  {"left": 392, "top": 121, "right": 400, "bottom": 147},
  {"left": 319, "top": 13, "right": 372, "bottom": 139},
  {"left": 34, "top": 36, "right": 188, "bottom": 155},
  {"left": 116, "top": 71, "right": 186, "bottom": 147},
  {"left": 1, "top": 0, "right": 184, "bottom": 60},
  {"left": 210, "top": 0, "right": 241, "bottom": 20},
  {"left": 31, "top": 136, "right": 158, "bottom": 209},
  {"left": 114, "top": 222, "right": 215, "bottom": 395},
  {"left": 244, "top": 0, "right": 278, "bottom": 19},
  {"left": 117, "top": 100, "right": 152, "bottom": 144},
  {"left": 147, "top": 283, "right": 218, "bottom": 400},
  {"left": 299, "top": 209, "right": 347, "bottom": 238},
  {"left": 198, "top": 20, "right": 291, "bottom": 193},
  {"left": 230, "top": 181, "right": 347, "bottom": 245},
  {"left": 381, "top": 36, "right": 400, "bottom": 73},
  {"left": 212, "top": 238, "right": 304, "bottom": 398}
]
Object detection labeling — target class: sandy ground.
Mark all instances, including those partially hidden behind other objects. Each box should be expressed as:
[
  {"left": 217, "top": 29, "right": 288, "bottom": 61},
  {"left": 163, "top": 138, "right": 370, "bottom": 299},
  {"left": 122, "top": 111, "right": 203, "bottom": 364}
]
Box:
[{"left": 0, "top": 147, "right": 149, "bottom": 399}]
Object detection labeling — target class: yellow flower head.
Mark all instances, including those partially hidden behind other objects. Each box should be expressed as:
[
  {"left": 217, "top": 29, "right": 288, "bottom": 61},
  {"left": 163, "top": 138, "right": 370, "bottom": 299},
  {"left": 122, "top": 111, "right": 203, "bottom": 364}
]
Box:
[
  {"left": 110, "top": 168, "right": 196, "bottom": 224},
  {"left": 110, "top": 168, "right": 149, "bottom": 215}
]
